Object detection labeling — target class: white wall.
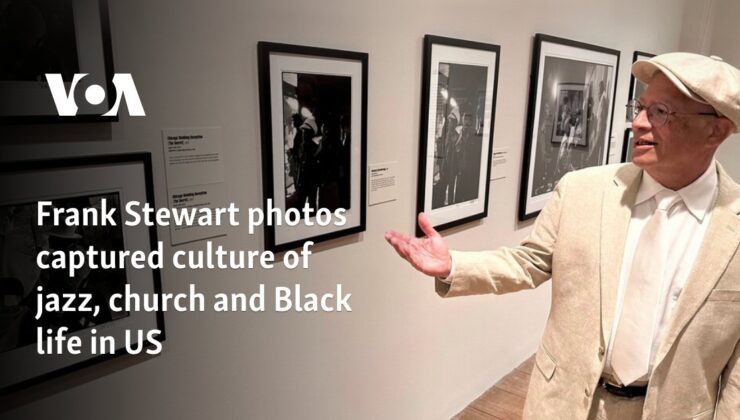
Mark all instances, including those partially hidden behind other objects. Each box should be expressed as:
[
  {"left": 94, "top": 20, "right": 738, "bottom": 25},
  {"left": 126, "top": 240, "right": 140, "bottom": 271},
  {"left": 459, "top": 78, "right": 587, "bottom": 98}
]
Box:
[
  {"left": 704, "top": 0, "right": 740, "bottom": 180},
  {"left": 1, "top": 0, "right": 687, "bottom": 418},
  {"left": 678, "top": 0, "right": 715, "bottom": 54}
]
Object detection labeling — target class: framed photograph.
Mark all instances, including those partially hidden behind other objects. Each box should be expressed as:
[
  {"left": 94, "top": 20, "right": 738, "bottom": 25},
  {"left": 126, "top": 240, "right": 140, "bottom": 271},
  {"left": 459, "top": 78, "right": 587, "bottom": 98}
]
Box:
[
  {"left": 622, "top": 128, "right": 634, "bottom": 163},
  {"left": 628, "top": 51, "right": 655, "bottom": 106},
  {"left": 257, "top": 42, "right": 367, "bottom": 252},
  {"left": 551, "top": 83, "right": 588, "bottom": 146},
  {"left": 0, "top": 0, "right": 116, "bottom": 124},
  {"left": 0, "top": 153, "right": 164, "bottom": 394},
  {"left": 416, "top": 35, "right": 500, "bottom": 236},
  {"left": 519, "top": 34, "right": 620, "bottom": 220}
]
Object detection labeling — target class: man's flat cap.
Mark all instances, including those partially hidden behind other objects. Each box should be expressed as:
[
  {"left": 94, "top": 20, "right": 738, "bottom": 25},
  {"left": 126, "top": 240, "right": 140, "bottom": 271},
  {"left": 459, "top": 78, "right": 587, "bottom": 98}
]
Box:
[{"left": 633, "top": 52, "right": 740, "bottom": 132}]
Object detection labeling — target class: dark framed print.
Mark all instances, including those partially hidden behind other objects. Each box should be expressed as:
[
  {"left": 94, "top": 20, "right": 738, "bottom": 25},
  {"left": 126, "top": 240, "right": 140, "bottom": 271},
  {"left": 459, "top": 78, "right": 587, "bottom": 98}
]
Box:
[
  {"left": 416, "top": 35, "right": 500, "bottom": 236},
  {"left": 0, "top": 0, "right": 116, "bottom": 124},
  {"left": 628, "top": 51, "right": 656, "bottom": 107},
  {"left": 622, "top": 128, "right": 634, "bottom": 163},
  {"left": 257, "top": 42, "right": 368, "bottom": 252},
  {"left": 519, "top": 34, "right": 620, "bottom": 220},
  {"left": 0, "top": 153, "right": 165, "bottom": 394}
]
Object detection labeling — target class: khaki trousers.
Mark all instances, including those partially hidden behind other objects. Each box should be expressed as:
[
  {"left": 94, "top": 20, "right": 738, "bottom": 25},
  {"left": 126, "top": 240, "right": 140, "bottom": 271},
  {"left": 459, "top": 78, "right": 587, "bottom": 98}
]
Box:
[{"left": 587, "top": 385, "right": 645, "bottom": 420}]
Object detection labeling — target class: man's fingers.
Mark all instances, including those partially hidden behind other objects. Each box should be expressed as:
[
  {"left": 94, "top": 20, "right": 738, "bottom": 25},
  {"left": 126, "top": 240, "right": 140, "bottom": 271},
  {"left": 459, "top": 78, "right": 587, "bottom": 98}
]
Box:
[
  {"left": 386, "top": 229, "right": 435, "bottom": 273},
  {"left": 386, "top": 234, "right": 411, "bottom": 261},
  {"left": 384, "top": 229, "right": 407, "bottom": 243},
  {"left": 417, "top": 213, "right": 439, "bottom": 238},
  {"left": 386, "top": 230, "right": 417, "bottom": 249},
  {"left": 395, "top": 239, "right": 413, "bottom": 262},
  {"left": 394, "top": 231, "right": 413, "bottom": 244},
  {"left": 385, "top": 230, "right": 411, "bottom": 261}
]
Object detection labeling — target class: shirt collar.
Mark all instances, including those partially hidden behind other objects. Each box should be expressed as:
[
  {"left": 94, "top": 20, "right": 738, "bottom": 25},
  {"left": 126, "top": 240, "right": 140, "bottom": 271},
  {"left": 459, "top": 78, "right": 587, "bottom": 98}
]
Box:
[{"left": 635, "top": 160, "right": 718, "bottom": 222}]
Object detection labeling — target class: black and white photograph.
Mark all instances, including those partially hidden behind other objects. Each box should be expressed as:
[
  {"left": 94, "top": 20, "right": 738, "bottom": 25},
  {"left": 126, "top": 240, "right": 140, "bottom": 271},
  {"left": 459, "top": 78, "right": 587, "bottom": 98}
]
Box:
[
  {"left": 281, "top": 72, "right": 352, "bottom": 215},
  {"left": 258, "top": 42, "right": 367, "bottom": 252},
  {"left": 0, "top": 193, "right": 128, "bottom": 356},
  {"left": 628, "top": 51, "right": 656, "bottom": 111},
  {"left": 416, "top": 35, "right": 499, "bottom": 236},
  {"left": 0, "top": 154, "right": 164, "bottom": 393},
  {"left": 533, "top": 57, "right": 612, "bottom": 193},
  {"left": 551, "top": 83, "right": 587, "bottom": 146},
  {"left": 519, "top": 34, "right": 619, "bottom": 220},
  {"left": 0, "top": 0, "right": 115, "bottom": 123},
  {"left": 0, "top": 0, "right": 80, "bottom": 82},
  {"left": 621, "top": 128, "right": 635, "bottom": 163},
  {"left": 431, "top": 62, "right": 487, "bottom": 208}
]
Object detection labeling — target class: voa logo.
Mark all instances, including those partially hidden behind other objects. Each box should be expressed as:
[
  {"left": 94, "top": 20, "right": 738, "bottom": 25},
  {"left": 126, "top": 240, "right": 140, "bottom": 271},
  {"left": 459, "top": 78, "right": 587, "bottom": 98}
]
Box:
[{"left": 45, "top": 73, "right": 146, "bottom": 117}]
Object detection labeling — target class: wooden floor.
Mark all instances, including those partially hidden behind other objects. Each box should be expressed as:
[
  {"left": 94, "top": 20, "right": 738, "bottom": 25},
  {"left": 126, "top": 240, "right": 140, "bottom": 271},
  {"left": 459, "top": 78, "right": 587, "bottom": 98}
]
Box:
[{"left": 452, "top": 355, "right": 535, "bottom": 420}]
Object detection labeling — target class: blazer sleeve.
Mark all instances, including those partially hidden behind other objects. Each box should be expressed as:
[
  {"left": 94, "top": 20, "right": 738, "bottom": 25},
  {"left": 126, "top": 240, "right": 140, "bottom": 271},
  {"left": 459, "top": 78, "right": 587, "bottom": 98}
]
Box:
[
  {"left": 716, "top": 339, "right": 740, "bottom": 419},
  {"left": 435, "top": 172, "right": 568, "bottom": 298}
]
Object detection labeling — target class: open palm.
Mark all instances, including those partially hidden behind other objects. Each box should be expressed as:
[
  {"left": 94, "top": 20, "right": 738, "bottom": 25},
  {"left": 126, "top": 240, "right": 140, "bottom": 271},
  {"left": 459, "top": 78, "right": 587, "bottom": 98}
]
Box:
[{"left": 384, "top": 213, "right": 451, "bottom": 278}]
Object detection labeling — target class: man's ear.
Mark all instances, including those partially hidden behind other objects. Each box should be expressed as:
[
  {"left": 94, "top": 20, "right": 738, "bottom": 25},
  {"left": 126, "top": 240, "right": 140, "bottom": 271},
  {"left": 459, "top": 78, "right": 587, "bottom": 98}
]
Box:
[{"left": 707, "top": 116, "right": 735, "bottom": 146}]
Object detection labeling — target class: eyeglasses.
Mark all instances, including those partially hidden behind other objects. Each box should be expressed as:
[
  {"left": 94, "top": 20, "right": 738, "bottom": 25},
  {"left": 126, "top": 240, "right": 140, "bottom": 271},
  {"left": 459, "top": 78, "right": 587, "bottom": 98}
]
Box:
[{"left": 625, "top": 100, "right": 718, "bottom": 127}]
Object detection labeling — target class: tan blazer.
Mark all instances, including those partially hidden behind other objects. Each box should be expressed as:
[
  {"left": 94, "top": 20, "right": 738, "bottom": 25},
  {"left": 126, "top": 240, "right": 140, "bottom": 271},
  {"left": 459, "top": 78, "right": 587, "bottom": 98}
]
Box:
[{"left": 436, "top": 163, "right": 740, "bottom": 420}]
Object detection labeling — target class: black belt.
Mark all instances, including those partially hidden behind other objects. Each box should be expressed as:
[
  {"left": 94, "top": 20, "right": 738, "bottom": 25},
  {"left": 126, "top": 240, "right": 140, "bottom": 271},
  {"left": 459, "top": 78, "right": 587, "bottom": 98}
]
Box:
[{"left": 598, "top": 377, "right": 648, "bottom": 398}]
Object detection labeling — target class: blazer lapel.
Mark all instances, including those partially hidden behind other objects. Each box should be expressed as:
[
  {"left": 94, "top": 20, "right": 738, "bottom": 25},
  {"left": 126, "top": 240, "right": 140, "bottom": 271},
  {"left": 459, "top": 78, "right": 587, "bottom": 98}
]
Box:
[
  {"left": 600, "top": 164, "right": 642, "bottom": 346},
  {"left": 654, "top": 164, "right": 740, "bottom": 366}
]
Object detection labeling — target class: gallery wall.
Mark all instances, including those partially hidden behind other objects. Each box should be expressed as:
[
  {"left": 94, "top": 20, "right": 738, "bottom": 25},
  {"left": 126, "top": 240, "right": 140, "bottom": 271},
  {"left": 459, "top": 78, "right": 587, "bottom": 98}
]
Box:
[
  {"left": 1, "top": 0, "right": 692, "bottom": 418},
  {"left": 705, "top": 0, "right": 740, "bottom": 180}
]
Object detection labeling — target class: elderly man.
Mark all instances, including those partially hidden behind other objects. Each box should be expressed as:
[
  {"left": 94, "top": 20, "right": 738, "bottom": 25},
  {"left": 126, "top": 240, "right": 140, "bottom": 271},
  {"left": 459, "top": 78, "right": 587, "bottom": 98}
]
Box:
[{"left": 385, "top": 53, "right": 740, "bottom": 419}]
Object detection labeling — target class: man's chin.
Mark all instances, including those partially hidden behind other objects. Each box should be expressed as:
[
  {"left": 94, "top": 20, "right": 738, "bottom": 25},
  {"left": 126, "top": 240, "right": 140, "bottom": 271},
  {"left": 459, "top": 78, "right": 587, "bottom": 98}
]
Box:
[{"left": 630, "top": 151, "right": 655, "bottom": 169}]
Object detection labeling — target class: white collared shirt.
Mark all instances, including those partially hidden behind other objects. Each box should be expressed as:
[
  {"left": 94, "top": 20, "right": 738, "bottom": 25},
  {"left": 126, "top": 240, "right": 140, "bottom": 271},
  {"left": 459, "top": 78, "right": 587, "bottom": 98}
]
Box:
[{"left": 604, "top": 160, "right": 719, "bottom": 383}]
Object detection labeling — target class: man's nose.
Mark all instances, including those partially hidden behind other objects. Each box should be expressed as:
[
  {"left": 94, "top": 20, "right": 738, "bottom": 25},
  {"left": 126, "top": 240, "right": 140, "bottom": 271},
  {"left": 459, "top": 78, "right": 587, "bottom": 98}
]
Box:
[{"left": 632, "top": 107, "right": 651, "bottom": 131}]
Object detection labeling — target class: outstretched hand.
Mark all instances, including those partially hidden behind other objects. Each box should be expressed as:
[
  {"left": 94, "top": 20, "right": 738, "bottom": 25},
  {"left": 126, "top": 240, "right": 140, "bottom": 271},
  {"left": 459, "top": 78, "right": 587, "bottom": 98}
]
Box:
[{"left": 384, "top": 213, "right": 452, "bottom": 278}]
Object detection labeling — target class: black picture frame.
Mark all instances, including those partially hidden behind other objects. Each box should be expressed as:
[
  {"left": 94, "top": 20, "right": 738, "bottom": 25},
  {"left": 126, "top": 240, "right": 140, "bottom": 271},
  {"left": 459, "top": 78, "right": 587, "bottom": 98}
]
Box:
[
  {"left": 628, "top": 51, "right": 656, "bottom": 108},
  {"left": 519, "top": 33, "right": 620, "bottom": 220},
  {"left": 622, "top": 128, "right": 634, "bottom": 163},
  {"left": 415, "top": 35, "right": 500, "bottom": 236},
  {"left": 257, "top": 41, "right": 368, "bottom": 252},
  {"left": 0, "top": 153, "right": 165, "bottom": 395},
  {"left": 0, "top": 0, "right": 117, "bottom": 124}
]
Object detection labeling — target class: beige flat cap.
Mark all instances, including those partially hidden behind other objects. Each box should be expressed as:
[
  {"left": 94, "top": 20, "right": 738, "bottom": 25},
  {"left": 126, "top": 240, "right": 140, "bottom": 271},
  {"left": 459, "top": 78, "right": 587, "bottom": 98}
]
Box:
[{"left": 632, "top": 52, "right": 740, "bottom": 132}]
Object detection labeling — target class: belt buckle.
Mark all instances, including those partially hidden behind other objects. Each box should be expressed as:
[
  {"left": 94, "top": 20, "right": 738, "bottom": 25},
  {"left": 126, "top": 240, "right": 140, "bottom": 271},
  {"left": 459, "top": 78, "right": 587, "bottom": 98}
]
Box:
[{"left": 599, "top": 377, "right": 648, "bottom": 398}]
